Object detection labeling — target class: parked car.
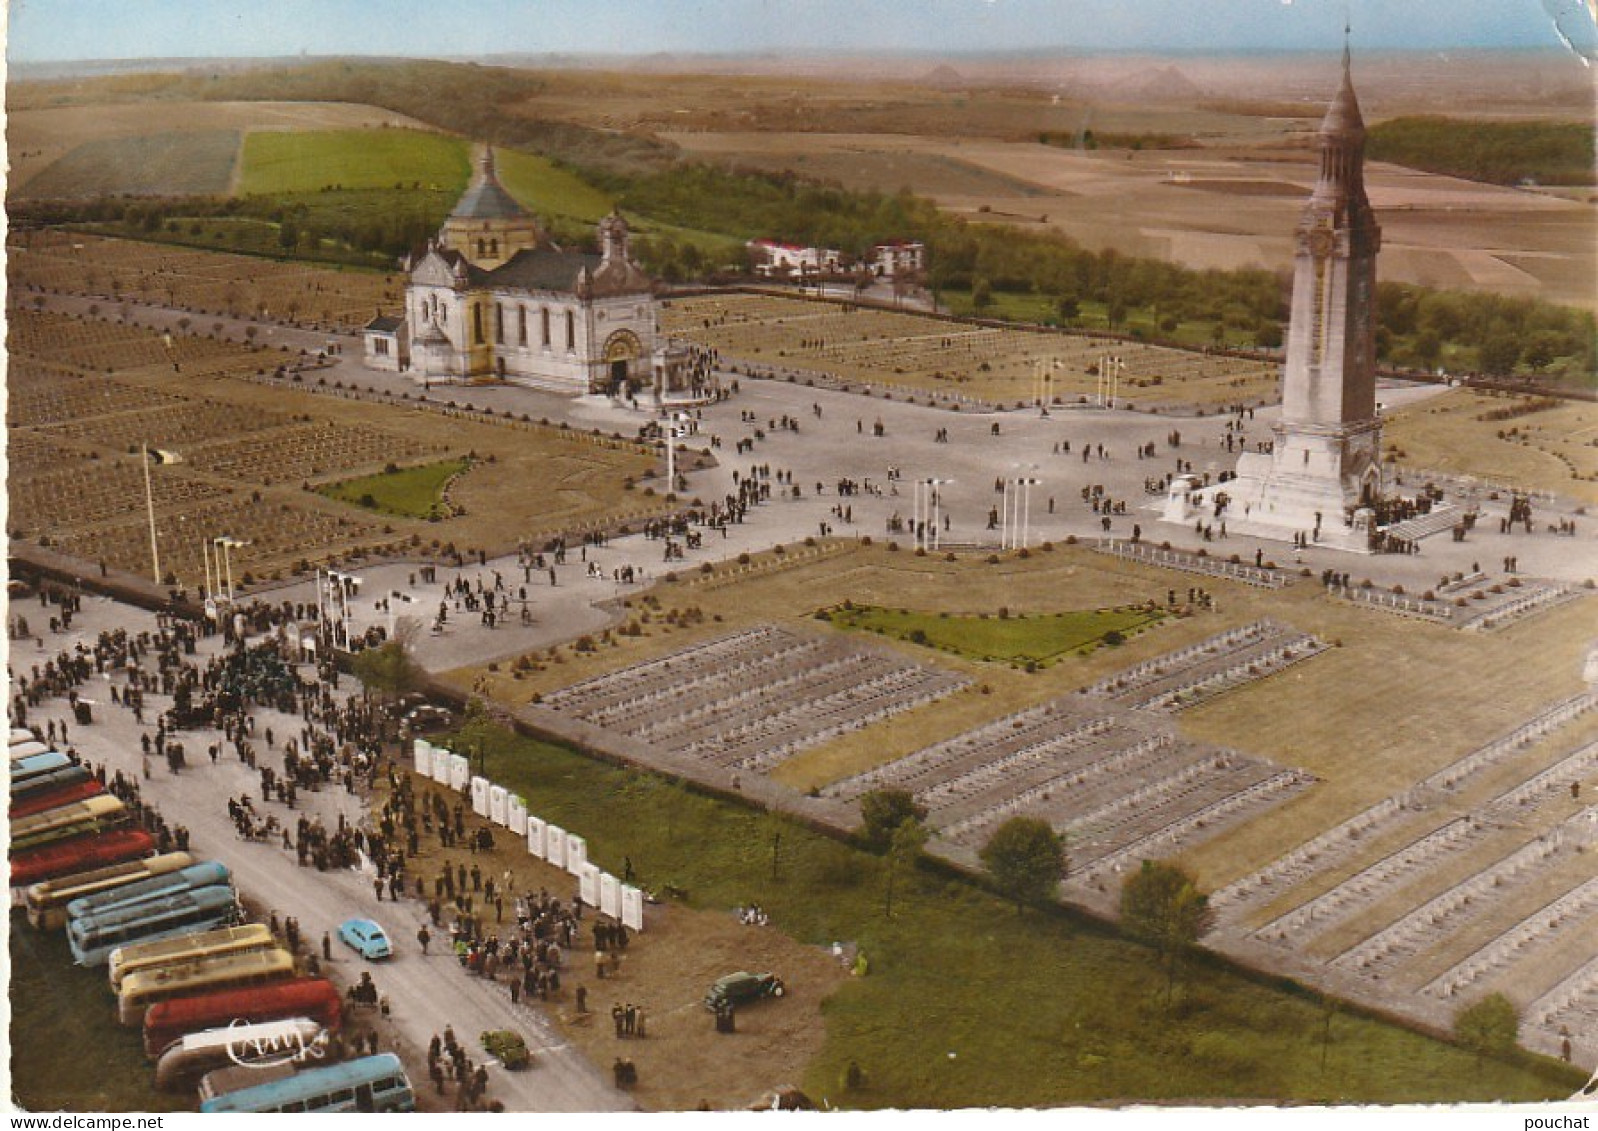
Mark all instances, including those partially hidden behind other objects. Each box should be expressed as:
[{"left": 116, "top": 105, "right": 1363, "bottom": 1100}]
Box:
[
  {"left": 338, "top": 918, "right": 392, "bottom": 960},
  {"left": 703, "top": 971, "right": 785, "bottom": 1010},
  {"left": 480, "top": 1029, "right": 531, "bottom": 1070}
]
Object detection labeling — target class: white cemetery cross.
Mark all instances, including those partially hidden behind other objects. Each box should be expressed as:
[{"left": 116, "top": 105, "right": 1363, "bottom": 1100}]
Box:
[
  {"left": 470, "top": 776, "right": 490, "bottom": 817},
  {"left": 431, "top": 746, "right": 453, "bottom": 785},
  {"left": 526, "top": 817, "right": 546, "bottom": 859},
  {"left": 578, "top": 863, "right": 601, "bottom": 908},
  {"left": 447, "top": 754, "right": 470, "bottom": 791},
  {"left": 412, "top": 739, "right": 433, "bottom": 777},
  {"left": 565, "top": 834, "right": 588, "bottom": 877},
  {"left": 545, "top": 825, "right": 567, "bottom": 869},
  {"left": 599, "top": 872, "right": 622, "bottom": 918},
  {"left": 507, "top": 795, "right": 527, "bottom": 835},
  {"left": 488, "top": 785, "right": 508, "bottom": 826},
  {"left": 620, "top": 885, "right": 645, "bottom": 932}
]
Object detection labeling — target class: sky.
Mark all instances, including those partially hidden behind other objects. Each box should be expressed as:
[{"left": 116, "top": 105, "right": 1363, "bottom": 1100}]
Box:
[{"left": 5, "top": 0, "right": 1595, "bottom": 63}]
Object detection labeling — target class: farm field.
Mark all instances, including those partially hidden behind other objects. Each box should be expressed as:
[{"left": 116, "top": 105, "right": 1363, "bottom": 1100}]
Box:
[
  {"left": 662, "top": 130, "right": 1598, "bottom": 312},
  {"left": 8, "top": 100, "right": 441, "bottom": 198},
  {"left": 239, "top": 127, "right": 472, "bottom": 195},
  {"left": 5, "top": 305, "right": 669, "bottom": 588}
]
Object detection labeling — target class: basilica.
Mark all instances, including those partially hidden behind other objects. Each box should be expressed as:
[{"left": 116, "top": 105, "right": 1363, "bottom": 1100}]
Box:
[{"left": 363, "top": 146, "right": 660, "bottom": 396}]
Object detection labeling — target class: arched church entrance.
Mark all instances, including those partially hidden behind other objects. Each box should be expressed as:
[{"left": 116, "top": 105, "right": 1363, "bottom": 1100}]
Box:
[{"left": 602, "top": 329, "right": 643, "bottom": 395}]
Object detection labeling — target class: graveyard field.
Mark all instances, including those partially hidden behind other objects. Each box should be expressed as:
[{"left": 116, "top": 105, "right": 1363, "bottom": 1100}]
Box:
[
  {"left": 659, "top": 293, "right": 1282, "bottom": 411},
  {"left": 5, "top": 307, "right": 669, "bottom": 588},
  {"left": 1382, "top": 388, "right": 1598, "bottom": 505},
  {"left": 9, "top": 230, "right": 404, "bottom": 332},
  {"left": 8, "top": 100, "right": 443, "bottom": 199},
  {"left": 452, "top": 538, "right": 1598, "bottom": 1071},
  {"left": 442, "top": 724, "right": 1582, "bottom": 1109}
]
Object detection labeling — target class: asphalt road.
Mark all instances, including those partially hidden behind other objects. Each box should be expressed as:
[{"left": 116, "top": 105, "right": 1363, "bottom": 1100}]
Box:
[{"left": 17, "top": 590, "right": 631, "bottom": 1112}]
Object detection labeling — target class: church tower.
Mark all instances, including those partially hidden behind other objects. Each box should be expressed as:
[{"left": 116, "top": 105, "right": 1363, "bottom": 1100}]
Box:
[
  {"left": 438, "top": 145, "right": 543, "bottom": 270},
  {"left": 1164, "top": 46, "right": 1384, "bottom": 552},
  {"left": 1276, "top": 43, "right": 1383, "bottom": 497}
]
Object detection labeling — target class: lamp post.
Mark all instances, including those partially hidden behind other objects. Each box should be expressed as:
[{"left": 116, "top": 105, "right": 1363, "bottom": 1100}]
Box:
[
  {"left": 915, "top": 478, "right": 952, "bottom": 551},
  {"left": 141, "top": 444, "right": 161, "bottom": 585},
  {"left": 1097, "top": 354, "right": 1124, "bottom": 409}
]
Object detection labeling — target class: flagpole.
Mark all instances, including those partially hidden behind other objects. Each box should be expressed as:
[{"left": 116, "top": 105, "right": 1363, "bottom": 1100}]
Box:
[{"left": 141, "top": 443, "right": 161, "bottom": 585}]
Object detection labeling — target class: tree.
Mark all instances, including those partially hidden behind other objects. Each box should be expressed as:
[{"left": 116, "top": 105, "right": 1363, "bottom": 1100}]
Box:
[
  {"left": 970, "top": 276, "right": 993, "bottom": 311},
  {"left": 1454, "top": 993, "right": 1520, "bottom": 1066},
  {"left": 349, "top": 622, "right": 422, "bottom": 706},
  {"left": 882, "top": 816, "right": 926, "bottom": 920},
  {"left": 859, "top": 788, "right": 927, "bottom": 851},
  {"left": 1119, "top": 859, "right": 1215, "bottom": 1007},
  {"left": 979, "top": 816, "right": 1066, "bottom": 915}
]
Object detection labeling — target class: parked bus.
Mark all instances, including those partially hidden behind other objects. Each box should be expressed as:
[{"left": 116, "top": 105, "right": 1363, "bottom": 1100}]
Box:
[
  {"left": 11, "top": 728, "right": 39, "bottom": 745},
  {"left": 24, "top": 851, "right": 193, "bottom": 931},
  {"left": 11, "top": 778, "right": 105, "bottom": 820},
  {"left": 9, "top": 740, "right": 52, "bottom": 760},
  {"left": 9, "top": 751, "right": 74, "bottom": 791},
  {"left": 117, "top": 945, "right": 295, "bottom": 1027},
  {"left": 10, "top": 795, "right": 127, "bottom": 853},
  {"left": 11, "top": 828, "right": 155, "bottom": 887},
  {"left": 156, "top": 1018, "right": 328, "bottom": 1092},
  {"left": 10, "top": 762, "right": 91, "bottom": 801},
  {"left": 68, "top": 885, "right": 239, "bottom": 967},
  {"left": 198, "top": 1054, "right": 414, "bottom": 1113},
  {"left": 65, "top": 861, "right": 229, "bottom": 922},
  {"left": 108, "top": 921, "right": 272, "bottom": 990},
  {"left": 144, "top": 977, "right": 343, "bottom": 1060}
]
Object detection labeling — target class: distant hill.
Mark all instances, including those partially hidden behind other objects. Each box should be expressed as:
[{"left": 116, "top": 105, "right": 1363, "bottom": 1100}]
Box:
[
  {"left": 1114, "top": 64, "right": 1204, "bottom": 104},
  {"left": 919, "top": 64, "right": 967, "bottom": 90}
]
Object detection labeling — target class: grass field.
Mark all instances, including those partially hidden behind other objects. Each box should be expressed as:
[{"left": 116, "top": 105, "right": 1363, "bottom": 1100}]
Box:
[
  {"left": 317, "top": 458, "right": 471, "bottom": 519},
  {"left": 239, "top": 128, "right": 471, "bottom": 195},
  {"left": 462, "top": 721, "right": 1581, "bottom": 1108},
  {"left": 819, "top": 601, "right": 1165, "bottom": 668},
  {"left": 22, "top": 130, "right": 241, "bottom": 199}
]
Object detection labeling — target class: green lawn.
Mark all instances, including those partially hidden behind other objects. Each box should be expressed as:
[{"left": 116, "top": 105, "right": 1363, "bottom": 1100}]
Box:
[
  {"left": 318, "top": 458, "right": 470, "bottom": 519},
  {"left": 495, "top": 147, "right": 616, "bottom": 224},
  {"left": 460, "top": 726, "right": 1582, "bottom": 1109},
  {"left": 239, "top": 128, "right": 471, "bottom": 195},
  {"left": 821, "top": 602, "right": 1165, "bottom": 668}
]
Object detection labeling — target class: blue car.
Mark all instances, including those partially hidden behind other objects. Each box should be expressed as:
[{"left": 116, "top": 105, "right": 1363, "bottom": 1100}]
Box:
[{"left": 339, "top": 917, "right": 393, "bottom": 960}]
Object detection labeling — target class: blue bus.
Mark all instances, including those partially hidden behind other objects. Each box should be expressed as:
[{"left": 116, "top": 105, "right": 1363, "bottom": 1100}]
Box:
[
  {"left": 10, "top": 762, "right": 91, "bottom": 799},
  {"left": 199, "top": 1053, "right": 415, "bottom": 1113},
  {"left": 10, "top": 751, "right": 74, "bottom": 790},
  {"left": 68, "top": 885, "right": 240, "bottom": 967},
  {"left": 65, "top": 861, "right": 230, "bottom": 922}
]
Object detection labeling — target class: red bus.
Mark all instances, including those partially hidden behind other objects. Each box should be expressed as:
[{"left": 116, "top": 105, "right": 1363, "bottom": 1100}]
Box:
[
  {"left": 143, "top": 976, "right": 343, "bottom": 1060},
  {"left": 11, "top": 778, "right": 107, "bottom": 820},
  {"left": 11, "top": 828, "right": 156, "bottom": 887}
]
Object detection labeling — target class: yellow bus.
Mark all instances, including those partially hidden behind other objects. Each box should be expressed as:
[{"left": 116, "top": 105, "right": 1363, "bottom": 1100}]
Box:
[
  {"left": 109, "top": 922, "right": 276, "bottom": 992},
  {"left": 25, "top": 853, "right": 195, "bottom": 931},
  {"left": 116, "top": 946, "right": 296, "bottom": 1028},
  {"left": 11, "top": 795, "right": 127, "bottom": 852}
]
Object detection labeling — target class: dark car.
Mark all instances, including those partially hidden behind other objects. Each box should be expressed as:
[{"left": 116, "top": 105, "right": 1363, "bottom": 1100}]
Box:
[
  {"left": 703, "top": 971, "right": 785, "bottom": 1010},
  {"left": 480, "top": 1029, "right": 531, "bottom": 1070}
]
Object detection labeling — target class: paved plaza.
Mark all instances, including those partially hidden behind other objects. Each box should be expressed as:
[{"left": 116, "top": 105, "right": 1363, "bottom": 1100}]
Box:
[{"left": 14, "top": 288, "right": 1598, "bottom": 1077}]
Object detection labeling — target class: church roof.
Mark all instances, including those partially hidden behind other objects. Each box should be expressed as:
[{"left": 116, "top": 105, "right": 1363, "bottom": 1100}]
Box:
[
  {"left": 450, "top": 147, "right": 530, "bottom": 222},
  {"left": 483, "top": 248, "right": 601, "bottom": 293},
  {"left": 364, "top": 315, "right": 404, "bottom": 333}
]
